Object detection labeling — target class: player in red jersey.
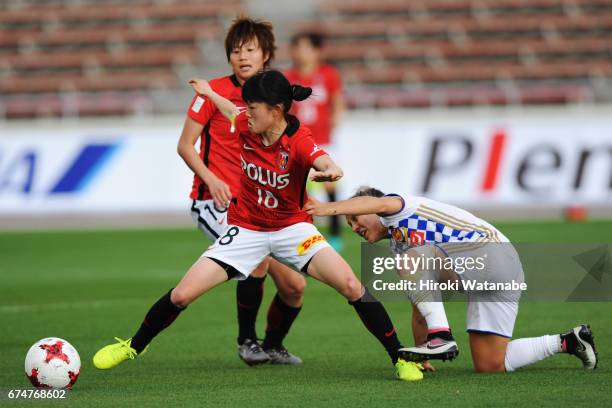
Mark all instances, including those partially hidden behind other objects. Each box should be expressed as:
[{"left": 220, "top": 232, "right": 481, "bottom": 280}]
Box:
[
  {"left": 177, "top": 17, "right": 306, "bottom": 365},
  {"left": 93, "top": 70, "right": 424, "bottom": 382},
  {"left": 285, "top": 31, "right": 345, "bottom": 251}
]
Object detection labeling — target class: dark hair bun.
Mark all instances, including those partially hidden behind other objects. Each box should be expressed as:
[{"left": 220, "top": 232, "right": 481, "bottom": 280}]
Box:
[{"left": 291, "top": 84, "right": 312, "bottom": 101}]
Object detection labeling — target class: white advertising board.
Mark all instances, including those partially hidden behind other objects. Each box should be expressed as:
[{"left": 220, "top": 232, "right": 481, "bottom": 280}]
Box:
[{"left": 1, "top": 111, "right": 611, "bottom": 215}]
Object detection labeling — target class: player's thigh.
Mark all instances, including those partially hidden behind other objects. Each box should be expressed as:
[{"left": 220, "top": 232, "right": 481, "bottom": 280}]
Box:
[
  {"left": 466, "top": 299, "right": 518, "bottom": 340},
  {"left": 267, "top": 257, "right": 306, "bottom": 300},
  {"left": 203, "top": 225, "right": 271, "bottom": 280},
  {"left": 464, "top": 245, "right": 521, "bottom": 341},
  {"left": 172, "top": 257, "right": 229, "bottom": 307},
  {"left": 190, "top": 199, "right": 228, "bottom": 241},
  {"left": 469, "top": 332, "right": 510, "bottom": 373},
  {"left": 270, "top": 222, "right": 330, "bottom": 272},
  {"left": 269, "top": 223, "right": 360, "bottom": 299},
  {"left": 307, "top": 247, "right": 362, "bottom": 301},
  {"left": 466, "top": 298, "right": 517, "bottom": 372},
  {"left": 250, "top": 257, "right": 270, "bottom": 278}
]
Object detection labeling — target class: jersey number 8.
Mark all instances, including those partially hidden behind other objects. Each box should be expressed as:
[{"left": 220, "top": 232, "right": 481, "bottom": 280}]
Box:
[{"left": 219, "top": 226, "right": 239, "bottom": 245}]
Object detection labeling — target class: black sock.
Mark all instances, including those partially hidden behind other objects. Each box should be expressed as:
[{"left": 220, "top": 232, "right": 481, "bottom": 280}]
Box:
[
  {"left": 236, "top": 275, "right": 266, "bottom": 344},
  {"left": 560, "top": 329, "right": 577, "bottom": 353},
  {"left": 427, "top": 330, "right": 455, "bottom": 342},
  {"left": 262, "top": 293, "right": 302, "bottom": 350},
  {"left": 131, "top": 289, "right": 185, "bottom": 353},
  {"left": 327, "top": 190, "right": 340, "bottom": 237},
  {"left": 349, "top": 289, "right": 403, "bottom": 364}
]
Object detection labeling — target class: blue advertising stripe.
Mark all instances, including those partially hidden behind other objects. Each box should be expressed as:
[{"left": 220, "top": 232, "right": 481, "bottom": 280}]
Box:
[{"left": 49, "top": 143, "right": 119, "bottom": 194}]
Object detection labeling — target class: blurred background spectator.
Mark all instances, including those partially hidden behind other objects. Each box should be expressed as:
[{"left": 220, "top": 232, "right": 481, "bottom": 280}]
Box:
[{"left": 285, "top": 31, "right": 345, "bottom": 250}]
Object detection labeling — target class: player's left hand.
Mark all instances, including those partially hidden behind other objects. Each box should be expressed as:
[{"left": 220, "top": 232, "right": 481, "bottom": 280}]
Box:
[
  {"left": 304, "top": 197, "right": 329, "bottom": 216},
  {"left": 310, "top": 166, "right": 343, "bottom": 182},
  {"left": 420, "top": 361, "right": 436, "bottom": 372}
]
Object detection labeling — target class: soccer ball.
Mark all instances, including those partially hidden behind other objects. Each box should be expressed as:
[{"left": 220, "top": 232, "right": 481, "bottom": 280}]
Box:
[{"left": 24, "top": 337, "right": 81, "bottom": 389}]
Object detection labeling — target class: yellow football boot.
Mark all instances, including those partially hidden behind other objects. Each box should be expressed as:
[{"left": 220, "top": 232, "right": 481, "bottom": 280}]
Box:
[
  {"left": 395, "top": 358, "right": 424, "bottom": 382},
  {"left": 93, "top": 337, "right": 147, "bottom": 370}
]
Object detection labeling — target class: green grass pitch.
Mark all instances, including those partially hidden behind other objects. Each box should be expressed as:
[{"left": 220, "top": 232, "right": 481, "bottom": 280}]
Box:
[{"left": 1, "top": 221, "right": 611, "bottom": 407}]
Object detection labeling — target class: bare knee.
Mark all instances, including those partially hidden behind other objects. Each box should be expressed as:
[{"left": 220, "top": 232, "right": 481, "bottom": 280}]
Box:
[
  {"left": 338, "top": 277, "right": 363, "bottom": 301},
  {"left": 473, "top": 359, "right": 506, "bottom": 373},
  {"left": 472, "top": 348, "right": 507, "bottom": 373},
  {"left": 469, "top": 333, "right": 509, "bottom": 373},
  {"left": 279, "top": 277, "right": 306, "bottom": 305},
  {"left": 170, "top": 288, "right": 193, "bottom": 308}
]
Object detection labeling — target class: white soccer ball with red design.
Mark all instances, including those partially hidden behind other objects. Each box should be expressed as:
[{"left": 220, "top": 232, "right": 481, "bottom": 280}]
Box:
[{"left": 24, "top": 337, "right": 81, "bottom": 389}]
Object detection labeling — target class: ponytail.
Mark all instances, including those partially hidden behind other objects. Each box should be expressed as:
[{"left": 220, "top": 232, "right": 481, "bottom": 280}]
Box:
[
  {"left": 291, "top": 84, "right": 312, "bottom": 101},
  {"left": 243, "top": 70, "right": 312, "bottom": 113}
]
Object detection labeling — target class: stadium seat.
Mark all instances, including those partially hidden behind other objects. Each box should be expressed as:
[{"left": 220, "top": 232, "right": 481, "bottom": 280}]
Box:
[
  {"left": 1, "top": 0, "right": 611, "bottom": 116},
  {"left": 287, "top": 0, "right": 612, "bottom": 108}
]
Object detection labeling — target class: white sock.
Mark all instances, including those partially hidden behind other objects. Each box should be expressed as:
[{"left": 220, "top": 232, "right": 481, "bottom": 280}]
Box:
[
  {"left": 414, "top": 301, "right": 449, "bottom": 331},
  {"left": 403, "top": 264, "right": 449, "bottom": 332},
  {"left": 504, "top": 335, "right": 562, "bottom": 372}
]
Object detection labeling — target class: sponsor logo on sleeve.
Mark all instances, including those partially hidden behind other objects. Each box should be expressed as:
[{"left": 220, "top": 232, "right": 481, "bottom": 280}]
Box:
[
  {"left": 409, "top": 230, "right": 425, "bottom": 246},
  {"left": 191, "top": 96, "right": 205, "bottom": 113},
  {"left": 310, "top": 144, "right": 322, "bottom": 156}
]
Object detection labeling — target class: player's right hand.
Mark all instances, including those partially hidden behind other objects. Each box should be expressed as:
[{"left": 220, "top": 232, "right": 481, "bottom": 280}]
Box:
[
  {"left": 188, "top": 78, "right": 241, "bottom": 126},
  {"left": 188, "top": 78, "right": 213, "bottom": 96},
  {"left": 206, "top": 176, "right": 232, "bottom": 209}
]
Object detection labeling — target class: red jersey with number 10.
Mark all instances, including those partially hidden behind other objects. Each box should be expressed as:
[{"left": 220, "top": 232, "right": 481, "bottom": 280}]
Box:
[{"left": 229, "top": 116, "right": 327, "bottom": 231}]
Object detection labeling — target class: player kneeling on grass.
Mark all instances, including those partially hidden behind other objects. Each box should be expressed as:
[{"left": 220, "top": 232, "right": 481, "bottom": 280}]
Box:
[
  {"left": 305, "top": 187, "right": 598, "bottom": 372},
  {"left": 93, "top": 72, "right": 424, "bottom": 381}
]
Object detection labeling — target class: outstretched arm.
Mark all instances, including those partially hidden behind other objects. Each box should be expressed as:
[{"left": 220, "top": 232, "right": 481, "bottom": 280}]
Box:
[
  {"left": 188, "top": 78, "right": 241, "bottom": 130},
  {"left": 311, "top": 154, "right": 343, "bottom": 182},
  {"left": 304, "top": 195, "right": 402, "bottom": 217}
]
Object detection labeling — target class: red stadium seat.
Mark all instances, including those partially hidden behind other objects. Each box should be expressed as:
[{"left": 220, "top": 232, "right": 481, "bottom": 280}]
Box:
[{"left": 1, "top": 0, "right": 611, "bottom": 116}]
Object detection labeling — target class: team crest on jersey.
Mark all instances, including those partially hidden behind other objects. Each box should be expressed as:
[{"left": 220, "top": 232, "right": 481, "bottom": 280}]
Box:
[
  {"left": 296, "top": 234, "right": 326, "bottom": 255},
  {"left": 391, "top": 227, "right": 424, "bottom": 246},
  {"left": 278, "top": 150, "right": 290, "bottom": 171}
]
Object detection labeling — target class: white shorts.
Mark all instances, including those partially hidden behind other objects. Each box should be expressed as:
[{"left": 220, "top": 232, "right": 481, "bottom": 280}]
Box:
[
  {"left": 466, "top": 299, "right": 519, "bottom": 339},
  {"left": 190, "top": 199, "right": 228, "bottom": 241},
  {"left": 202, "top": 222, "right": 331, "bottom": 280},
  {"left": 462, "top": 244, "right": 524, "bottom": 338}
]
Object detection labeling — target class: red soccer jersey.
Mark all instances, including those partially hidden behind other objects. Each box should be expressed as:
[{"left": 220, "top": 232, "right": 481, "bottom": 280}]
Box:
[
  {"left": 186, "top": 74, "right": 248, "bottom": 201},
  {"left": 229, "top": 116, "right": 327, "bottom": 231},
  {"left": 284, "top": 64, "right": 342, "bottom": 145}
]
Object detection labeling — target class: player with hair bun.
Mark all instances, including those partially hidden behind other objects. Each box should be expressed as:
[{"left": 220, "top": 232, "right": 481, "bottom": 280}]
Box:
[
  {"left": 93, "top": 70, "right": 424, "bottom": 382},
  {"left": 177, "top": 16, "right": 307, "bottom": 366}
]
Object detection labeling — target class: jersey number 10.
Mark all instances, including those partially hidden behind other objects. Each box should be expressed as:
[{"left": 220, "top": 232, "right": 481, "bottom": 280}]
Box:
[{"left": 257, "top": 188, "right": 279, "bottom": 209}]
